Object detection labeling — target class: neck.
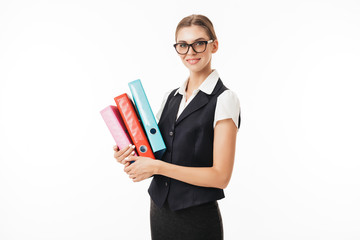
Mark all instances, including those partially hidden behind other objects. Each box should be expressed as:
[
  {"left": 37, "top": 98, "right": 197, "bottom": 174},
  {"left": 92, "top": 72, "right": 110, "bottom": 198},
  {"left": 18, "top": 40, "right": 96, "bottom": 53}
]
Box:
[{"left": 187, "top": 65, "right": 213, "bottom": 92}]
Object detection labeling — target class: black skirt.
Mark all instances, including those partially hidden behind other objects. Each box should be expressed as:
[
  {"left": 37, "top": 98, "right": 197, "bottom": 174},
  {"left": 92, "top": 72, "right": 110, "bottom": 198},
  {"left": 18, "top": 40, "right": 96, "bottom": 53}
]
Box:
[{"left": 150, "top": 198, "right": 223, "bottom": 240}]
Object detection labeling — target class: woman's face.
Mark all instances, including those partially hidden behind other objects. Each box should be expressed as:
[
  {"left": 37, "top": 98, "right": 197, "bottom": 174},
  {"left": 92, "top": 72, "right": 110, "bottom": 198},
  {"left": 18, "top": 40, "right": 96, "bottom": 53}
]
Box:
[{"left": 176, "top": 25, "right": 218, "bottom": 74}]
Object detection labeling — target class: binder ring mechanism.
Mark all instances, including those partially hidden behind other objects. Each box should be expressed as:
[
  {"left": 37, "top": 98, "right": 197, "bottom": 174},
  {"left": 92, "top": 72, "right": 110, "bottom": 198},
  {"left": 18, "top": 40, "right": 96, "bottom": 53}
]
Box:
[
  {"left": 139, "top": 145, "right": 148, "bottom": 153},
  {"left": 150, "top": 128, "right": 157, "bottom": 135}
]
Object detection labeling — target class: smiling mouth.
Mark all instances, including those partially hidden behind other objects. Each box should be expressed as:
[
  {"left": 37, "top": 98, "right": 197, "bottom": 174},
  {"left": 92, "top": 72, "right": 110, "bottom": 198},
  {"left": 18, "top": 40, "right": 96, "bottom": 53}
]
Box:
[{"left": 186, "top": 58, "right": 201, "bottom": 65}]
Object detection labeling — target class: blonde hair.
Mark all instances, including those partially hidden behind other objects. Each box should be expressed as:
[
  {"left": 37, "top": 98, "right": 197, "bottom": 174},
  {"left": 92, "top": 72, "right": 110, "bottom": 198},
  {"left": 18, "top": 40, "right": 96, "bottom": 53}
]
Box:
[{"left": 175, "top": 14, "right": 217, "bottom": 41}]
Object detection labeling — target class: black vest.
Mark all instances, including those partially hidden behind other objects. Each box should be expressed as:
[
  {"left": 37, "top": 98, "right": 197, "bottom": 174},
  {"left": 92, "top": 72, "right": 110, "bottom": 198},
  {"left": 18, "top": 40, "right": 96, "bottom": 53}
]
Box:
[{"left": 148, "top": 79, "right": 240, "bottom": 211}]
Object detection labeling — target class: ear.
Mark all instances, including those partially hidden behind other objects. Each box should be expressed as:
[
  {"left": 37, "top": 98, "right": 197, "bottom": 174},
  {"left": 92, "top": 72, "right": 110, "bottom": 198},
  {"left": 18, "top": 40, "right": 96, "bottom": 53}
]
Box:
[{"left": 211, "top": 39, "right": 219, "bottom": 53}]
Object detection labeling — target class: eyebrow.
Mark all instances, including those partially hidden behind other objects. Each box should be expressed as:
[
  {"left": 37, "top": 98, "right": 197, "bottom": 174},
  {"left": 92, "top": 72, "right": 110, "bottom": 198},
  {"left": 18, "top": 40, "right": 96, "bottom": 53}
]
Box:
[{"left": 177, "top": 37, "right": 207, "bottom": 43}]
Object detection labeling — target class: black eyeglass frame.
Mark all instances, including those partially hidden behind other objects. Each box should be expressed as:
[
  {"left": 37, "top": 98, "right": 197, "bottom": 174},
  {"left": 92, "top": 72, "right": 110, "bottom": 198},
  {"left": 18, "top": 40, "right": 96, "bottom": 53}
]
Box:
[{"left": 173, "top": 39, "right": 214, "bottom": 55}]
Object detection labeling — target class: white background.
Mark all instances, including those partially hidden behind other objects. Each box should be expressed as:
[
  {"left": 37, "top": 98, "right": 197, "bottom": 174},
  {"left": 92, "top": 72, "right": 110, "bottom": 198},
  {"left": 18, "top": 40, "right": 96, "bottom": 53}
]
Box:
[{"left": 1, "top": 0, "right": 359, "bottom": 239}]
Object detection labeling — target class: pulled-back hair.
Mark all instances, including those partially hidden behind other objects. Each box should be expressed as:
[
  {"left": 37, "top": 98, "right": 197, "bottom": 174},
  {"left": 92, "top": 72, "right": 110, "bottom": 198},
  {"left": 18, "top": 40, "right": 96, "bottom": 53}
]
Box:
[{"left": 175, "top": 14, "right": 217, "bottom": 41}]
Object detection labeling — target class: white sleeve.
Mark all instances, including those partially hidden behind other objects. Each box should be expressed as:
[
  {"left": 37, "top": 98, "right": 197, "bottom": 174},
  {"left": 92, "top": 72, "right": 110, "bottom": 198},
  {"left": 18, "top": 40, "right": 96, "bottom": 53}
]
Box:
[
  {"left": 214, "top": 90, "right": 241, "bottom": 129},
  {"left": 156, "top": 90, "right": 172, "bottom": 121}
]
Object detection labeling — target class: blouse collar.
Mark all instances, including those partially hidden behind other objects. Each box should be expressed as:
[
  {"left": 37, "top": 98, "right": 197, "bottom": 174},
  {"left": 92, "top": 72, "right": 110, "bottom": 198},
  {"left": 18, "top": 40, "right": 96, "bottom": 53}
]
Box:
[{"left": 174, "top": 69, "right": 219, "bottom": 96}]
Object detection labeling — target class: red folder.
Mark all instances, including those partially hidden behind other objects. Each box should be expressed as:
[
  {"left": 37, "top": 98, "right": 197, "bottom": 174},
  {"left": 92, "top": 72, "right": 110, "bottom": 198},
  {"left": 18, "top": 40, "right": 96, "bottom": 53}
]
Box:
[{"left": 114, "top": 93, "right": 155, "bottom": 159}]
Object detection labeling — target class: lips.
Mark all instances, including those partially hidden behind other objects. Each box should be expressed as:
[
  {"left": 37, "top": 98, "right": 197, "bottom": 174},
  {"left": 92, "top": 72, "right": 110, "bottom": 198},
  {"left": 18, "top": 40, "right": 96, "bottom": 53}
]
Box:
[{"left": 186, "top": 58, "right": 201, "bottom": 65}]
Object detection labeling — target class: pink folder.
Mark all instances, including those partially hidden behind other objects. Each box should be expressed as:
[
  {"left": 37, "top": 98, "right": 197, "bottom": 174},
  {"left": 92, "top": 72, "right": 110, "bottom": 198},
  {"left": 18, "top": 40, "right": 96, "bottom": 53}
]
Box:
[{"left": 100, "top": 105, "right": 138, "bottom": 155}]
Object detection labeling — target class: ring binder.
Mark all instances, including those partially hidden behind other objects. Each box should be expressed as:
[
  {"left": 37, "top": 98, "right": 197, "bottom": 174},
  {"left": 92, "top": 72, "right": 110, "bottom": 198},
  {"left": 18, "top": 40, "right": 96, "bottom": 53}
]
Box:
[
  {"left": 114, "top": 93, "right": 155, "bottom": 159},
  {"left": 129, "top": 79, "right": 166, "bottom": 159},
  {"left": 100, "top": 105, "right": 137, "bottom": 156}
]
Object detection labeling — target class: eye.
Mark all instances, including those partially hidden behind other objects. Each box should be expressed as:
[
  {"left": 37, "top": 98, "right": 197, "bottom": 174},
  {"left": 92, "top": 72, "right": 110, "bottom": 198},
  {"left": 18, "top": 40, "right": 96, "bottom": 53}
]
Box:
[
  {"left": 179, "top": 43, "right": 188, "bottom": 48},
  {"left": 194, "top": 41, "right": 205, "bottom": 46}
]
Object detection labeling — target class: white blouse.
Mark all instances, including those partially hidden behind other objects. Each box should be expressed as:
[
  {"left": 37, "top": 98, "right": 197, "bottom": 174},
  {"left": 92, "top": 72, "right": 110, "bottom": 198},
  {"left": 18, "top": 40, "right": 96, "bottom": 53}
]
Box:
[{"left": 156, "top": 70, "right": 241, "bottom": 129}]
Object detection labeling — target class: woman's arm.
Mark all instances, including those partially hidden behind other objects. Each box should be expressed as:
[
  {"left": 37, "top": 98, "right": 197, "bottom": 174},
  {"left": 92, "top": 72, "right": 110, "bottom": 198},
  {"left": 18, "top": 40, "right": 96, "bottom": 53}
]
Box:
[{"left": 123, "top": 118, "right": 238, "bottom": 189}]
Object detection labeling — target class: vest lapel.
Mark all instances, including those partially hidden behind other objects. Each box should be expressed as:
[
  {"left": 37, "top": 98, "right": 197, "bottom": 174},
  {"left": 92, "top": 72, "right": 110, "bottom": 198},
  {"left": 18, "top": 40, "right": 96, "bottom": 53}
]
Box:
[
  {"left": 175, "top": 91, "right": 209, "bottom": 126},
  {"left": 167, "top": 78, "right": 225, "bottom": 126},
  {"left": 161, "top": 93, "right": 182, "bottom": 124}
]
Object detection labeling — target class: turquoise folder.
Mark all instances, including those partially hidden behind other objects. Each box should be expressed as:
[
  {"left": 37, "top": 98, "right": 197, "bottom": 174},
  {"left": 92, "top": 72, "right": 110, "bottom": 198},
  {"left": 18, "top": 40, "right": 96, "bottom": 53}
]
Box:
[{"left": 128, "top": 79, "right": 166, "bottom": 159}]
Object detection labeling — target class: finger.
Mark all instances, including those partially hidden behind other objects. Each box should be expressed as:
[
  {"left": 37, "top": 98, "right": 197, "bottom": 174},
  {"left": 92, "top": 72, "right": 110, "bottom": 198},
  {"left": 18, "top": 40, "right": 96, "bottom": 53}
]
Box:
[
  {"left": 114, "top": 145, "right": 128, "bottom": 159},
  {"left": 121, "top": 150, "right": 136, "bottom": 164},
  {"left": 114, "top": 144, "right": 131, "bottom": 157},
  {"left": 123, "top": 155, "right": 137, "bottom": 163},
  {"left": 115, "top": 144, "right": 136, "bottom": 157},
  {"left": 127, "top": 149, "right": 135, "bottom": 157},
  {"left": 124, "top": 164, "right": 133, "bottom": 174},
  {"left": 114, "top": 145, "right": 136, "bottom": 163},
  {"left": 122, "top": 145, "right": 136, "bottom": 159},
  {"left": 133, "top": 176, "right": 142, "bottom": 182},
  {"left": 113, "top": 145, "right": 119, "bottom": 151},
  {"left": 130, "top": 175, "right": 136, "bottom": 181}
]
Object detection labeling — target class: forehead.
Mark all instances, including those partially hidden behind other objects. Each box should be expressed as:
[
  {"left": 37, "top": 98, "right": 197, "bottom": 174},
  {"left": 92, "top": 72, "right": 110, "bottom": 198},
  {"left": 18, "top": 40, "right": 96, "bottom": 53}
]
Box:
[{"left": 176, "top": 25, "right": 208, "bottom": 42}]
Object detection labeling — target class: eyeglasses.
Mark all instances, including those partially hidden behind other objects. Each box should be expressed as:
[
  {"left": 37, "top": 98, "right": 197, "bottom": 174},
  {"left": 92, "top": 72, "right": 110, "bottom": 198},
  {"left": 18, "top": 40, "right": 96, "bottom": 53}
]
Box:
[{"left": 173, "top": 40, "right": 214, "bottom": 55}]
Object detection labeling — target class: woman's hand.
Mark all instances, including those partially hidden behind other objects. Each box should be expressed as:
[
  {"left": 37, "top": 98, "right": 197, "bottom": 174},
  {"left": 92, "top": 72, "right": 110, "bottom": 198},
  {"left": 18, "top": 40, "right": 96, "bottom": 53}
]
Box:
[
  {"left": 113, "top": 144, "right": 136, "bottom": 165},
  {"left": 123, "top": 155, "right": 159, "bottom": 182}
]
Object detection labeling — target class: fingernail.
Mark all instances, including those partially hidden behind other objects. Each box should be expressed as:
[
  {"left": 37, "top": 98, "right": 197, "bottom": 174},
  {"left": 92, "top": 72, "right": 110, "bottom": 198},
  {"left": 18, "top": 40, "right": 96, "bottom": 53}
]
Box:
[
  {"left": 132, "top": 145, "right": 135, "bottom": 148},
  {"left": 125, "top": 157, "right": 128, "bottom": 160},
  {"left": 128, "top": 144, "right": 132, "bottom": 147},
  {"left": 131, "top": 151, "right": 135, "bottom": 155}
]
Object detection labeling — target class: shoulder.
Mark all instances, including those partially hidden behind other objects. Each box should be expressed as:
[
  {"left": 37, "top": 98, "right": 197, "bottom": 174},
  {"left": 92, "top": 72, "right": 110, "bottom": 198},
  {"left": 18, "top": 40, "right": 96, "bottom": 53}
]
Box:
[
  {"left": 214, "top": 89, "right": 241, "bottom": 129},
  {"left": 218, "top": 89, "right": 241, "bottom": 110}
]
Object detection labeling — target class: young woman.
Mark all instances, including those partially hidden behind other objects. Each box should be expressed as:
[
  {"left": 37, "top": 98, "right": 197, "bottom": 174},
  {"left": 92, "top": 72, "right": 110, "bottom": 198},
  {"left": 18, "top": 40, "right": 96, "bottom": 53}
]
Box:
[{"left": 113, "top": 14, "right": 240, "bottom": 240}]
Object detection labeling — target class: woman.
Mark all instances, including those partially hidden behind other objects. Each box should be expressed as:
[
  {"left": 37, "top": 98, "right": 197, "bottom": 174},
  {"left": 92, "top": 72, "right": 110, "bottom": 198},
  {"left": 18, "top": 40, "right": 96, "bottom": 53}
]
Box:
[{"left": 113, "top": 14, "right": 240, "bottom": 240}]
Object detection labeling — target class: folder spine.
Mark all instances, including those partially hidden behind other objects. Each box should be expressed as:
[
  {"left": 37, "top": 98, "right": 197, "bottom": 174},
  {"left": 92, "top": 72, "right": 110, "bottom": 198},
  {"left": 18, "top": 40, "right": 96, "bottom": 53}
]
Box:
[
  {"left": 128, "top": 79, "right": 166, "bottom": 158},
  {"left": 100, "top": 105, "right": 137, "bottom": 155},
  {"left": 114, "top": 94, "right": 155, "bottom": 159}
]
